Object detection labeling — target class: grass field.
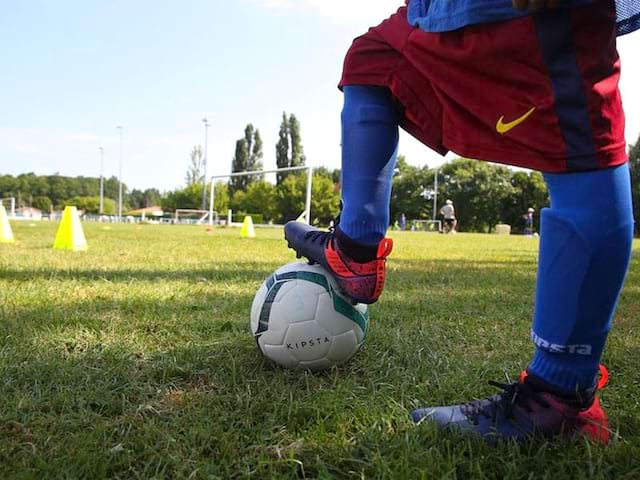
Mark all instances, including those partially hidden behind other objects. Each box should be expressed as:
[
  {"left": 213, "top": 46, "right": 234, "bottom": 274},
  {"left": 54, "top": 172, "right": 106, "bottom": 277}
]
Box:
[{"left": 1, "top": 222, "right": 639, "bottom": 479}]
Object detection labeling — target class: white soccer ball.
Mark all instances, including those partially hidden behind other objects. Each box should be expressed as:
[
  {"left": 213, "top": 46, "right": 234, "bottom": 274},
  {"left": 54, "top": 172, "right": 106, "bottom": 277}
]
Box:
[{"left": 250, "top": 262, "right": 369, "bottom": 371}]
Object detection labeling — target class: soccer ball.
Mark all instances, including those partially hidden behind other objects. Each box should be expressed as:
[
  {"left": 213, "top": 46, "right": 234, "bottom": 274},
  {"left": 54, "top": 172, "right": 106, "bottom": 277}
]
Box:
[{"left": 250, "top": 262, "right": 369, "bottom": 371}]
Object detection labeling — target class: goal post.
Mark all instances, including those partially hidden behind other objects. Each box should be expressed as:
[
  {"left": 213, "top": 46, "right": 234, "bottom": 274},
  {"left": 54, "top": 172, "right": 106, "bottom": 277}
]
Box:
[
  {"left": 174, "top": 209, "right": 216, "bottom": 225},
  {"left": 413, "top": 220, "right": 442, "bottom": 233},
  {"left": 208, "top": 166, "right": 313, "bottom": 226},
  {"left": 1, "top": 197, "right": 15, "bottom": 217}
]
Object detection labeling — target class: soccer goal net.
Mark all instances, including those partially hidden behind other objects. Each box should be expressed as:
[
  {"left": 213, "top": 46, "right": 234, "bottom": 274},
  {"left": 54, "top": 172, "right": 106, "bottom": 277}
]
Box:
[
  {"left": 174, "top": 209, "right": 216, "bottom": 225},
  {"left": 208, "top": 166, "right": 313, "bottom": 226},
  {"left": 413, "top": 220, "right": 442, "bottom": 233},
  {"left": 1, "top": 197, "right": 15, "bottom": 217}
]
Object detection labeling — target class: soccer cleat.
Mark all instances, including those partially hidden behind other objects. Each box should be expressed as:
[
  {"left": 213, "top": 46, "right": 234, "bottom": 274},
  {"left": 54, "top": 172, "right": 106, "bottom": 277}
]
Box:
[
  {"left": 284, "top": 221, "right": 393, "bottom": 304},
  {"left": 411, "top": 365, "right": 611, "bottom": 444}
]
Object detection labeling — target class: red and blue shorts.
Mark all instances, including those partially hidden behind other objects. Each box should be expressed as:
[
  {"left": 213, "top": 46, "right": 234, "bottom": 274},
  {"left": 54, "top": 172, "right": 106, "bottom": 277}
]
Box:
[{"left": 339, "top": 0, "right": 627, "bottom": 172}]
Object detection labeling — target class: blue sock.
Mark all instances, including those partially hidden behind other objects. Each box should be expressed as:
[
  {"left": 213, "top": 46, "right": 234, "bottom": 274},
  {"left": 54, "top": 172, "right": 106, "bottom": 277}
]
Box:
[
  {"left": 340, "top": 85, "right": 399, "bottom": 245},
  {"left": 528, "top": 164, "right": 634, "bottom": 392}
]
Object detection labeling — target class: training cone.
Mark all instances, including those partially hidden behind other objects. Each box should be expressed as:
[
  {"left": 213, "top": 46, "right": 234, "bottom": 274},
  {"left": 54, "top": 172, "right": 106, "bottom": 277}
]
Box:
[
  {"left": 53, "top": 206, "right": 88, "bottom": 251},
  {"left": 0, "top": 205, "right": 14, "bottom": 243},
  {"left": 240, "top": 215, "right": 256, "bottom": 238}
]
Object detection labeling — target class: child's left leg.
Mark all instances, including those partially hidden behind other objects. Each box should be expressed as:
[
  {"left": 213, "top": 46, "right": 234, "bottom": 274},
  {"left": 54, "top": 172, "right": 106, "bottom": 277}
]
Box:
[{"left": 411, "top": 164, "right": 634, "bottom": 443}]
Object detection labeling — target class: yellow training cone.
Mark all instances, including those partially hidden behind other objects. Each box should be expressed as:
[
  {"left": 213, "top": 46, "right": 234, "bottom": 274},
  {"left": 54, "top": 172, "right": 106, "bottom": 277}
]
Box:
[
  {"left": 240, "top": 215, "right": 256, "bottom": 238},
  {"left": 0, "top": 205, "right": 14, "bottom": 243},
  {"left": 53, "top": 206, "right": 88, "bottom": 251}
]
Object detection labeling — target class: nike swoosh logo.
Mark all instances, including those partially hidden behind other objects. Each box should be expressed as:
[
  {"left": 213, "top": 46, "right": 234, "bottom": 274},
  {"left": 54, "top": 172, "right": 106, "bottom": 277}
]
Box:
[{"left": 496, "top": 107, "right": 536, "bottom": 135}]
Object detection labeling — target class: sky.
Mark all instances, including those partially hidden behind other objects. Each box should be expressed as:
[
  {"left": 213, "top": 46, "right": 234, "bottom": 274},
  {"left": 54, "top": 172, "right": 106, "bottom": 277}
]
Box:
[{"left": 1, "top": 0, "right": 639, "bottom": 192}]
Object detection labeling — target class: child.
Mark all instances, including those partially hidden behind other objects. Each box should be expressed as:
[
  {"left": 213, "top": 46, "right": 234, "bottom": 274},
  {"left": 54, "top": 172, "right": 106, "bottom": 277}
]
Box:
[{"left": 284, "top": 0, "right": 639, "bottom": 443}]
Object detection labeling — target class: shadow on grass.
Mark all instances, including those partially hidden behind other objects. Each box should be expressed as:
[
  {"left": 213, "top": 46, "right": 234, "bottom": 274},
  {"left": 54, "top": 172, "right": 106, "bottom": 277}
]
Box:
[
  {"left": 0, "top": 255, "right": 544, "bottom": 340},
  {"left": 0, "top": 256, "right": 539, "bottom": 282}
]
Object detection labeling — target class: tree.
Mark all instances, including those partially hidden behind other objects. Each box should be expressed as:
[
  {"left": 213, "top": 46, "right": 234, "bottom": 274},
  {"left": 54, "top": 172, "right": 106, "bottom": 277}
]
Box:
[
  {"left": 501, "top": 171, "right": 548, "bottom": 233},
  {"left": 230, "top": 180, "right": 277, "bottom": 222},
  {"left": 128, "top": 188, "right": 163, "bottom": 209},
  {"left": 65, "top": 196, "right": 116, "bottom": 215},
  {"left": 100, "top": 198, "right": 117, "bottom": 215},
  {"left": 103, "top": 177, "right": 121, "bottom": 202},
  {"left": 0, "top": 173, "right": 124, "bottom": 210},
  {"left": 389, "top": 156, "right": 431, "bottom": 223},
  {"left": 211, "top": 182, "right": 229, "bottom": 214},
  {"left": 32, "top": 196, "right": 52, "bottom": 213},
  {"left": 128, "top": 189, "right": 145, "bottom": 210},
  {"left": 230, "top": 124, "right": 263, "bottom": 194},
  {"left": 276, "top": 113, "right": 289, "bottom": 184},
  {"left": 162, "top": 184, "right": 204, "bottom": 211},
  {"left": 230, "top": 138, "right": 249, "bottom": 194},
  {"left": 48, "top": 175, "right": 72, "bottom": 207},
  {"left": 245, "top": 124, "right": 264, "bottom": 174},
  {"left": 275, "top": 175, "right": 306, "bottom": 224},
  {"left": 289, "top": 114, "right": 305, "bottom": 168},
  {"left": 142, "top": 188, "right": 162, "bottom": 208},
  {"left": 440, "top": 158, "right": 515, "bottom": 232},
  {"left": 275, "top": 174, "right": 339, "bottom": 225},
  {"left": 314, "top": 166, "right": 341, "bottom": 185},
  {"left": 276, "top": 112, "right": 306, "bottom": 184},
  {"left": 310, "top": 175, "right": 340, "bottom": 226},
  {"left": 629, "top": 134, "right": 640, "bottom": 235},
  {"left": 0, "top": 175, "right": 19, "bottom": 199},
  {"left": 185, "top": 146, "right": 204, "bottom": 186}
]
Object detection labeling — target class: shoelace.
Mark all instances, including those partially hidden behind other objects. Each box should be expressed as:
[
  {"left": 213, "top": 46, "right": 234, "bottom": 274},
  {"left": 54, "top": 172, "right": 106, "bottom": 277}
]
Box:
[
  {"left": 304, "top": 230, "right": 332, "bottom": 244},
  {"left": 461, "top": 380, "right": 552, "bottom": 425},
  {"left": 303, "top": 214, "right": 340, "bottom": 244}
]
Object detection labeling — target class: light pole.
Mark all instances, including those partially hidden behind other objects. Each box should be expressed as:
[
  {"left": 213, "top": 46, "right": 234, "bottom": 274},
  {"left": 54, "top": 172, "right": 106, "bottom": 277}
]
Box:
[
  {"left": 201, "top": 117, "right": 209, "bottom": 210},
  {"left": 116, "top": 125, "right": 124, "bottom": 222},
  {"left": 433, "top": 166, "right": 439, "bottom": 221},
  {"left": 99, "top": 146, "right": 104, "bottom": 214}
]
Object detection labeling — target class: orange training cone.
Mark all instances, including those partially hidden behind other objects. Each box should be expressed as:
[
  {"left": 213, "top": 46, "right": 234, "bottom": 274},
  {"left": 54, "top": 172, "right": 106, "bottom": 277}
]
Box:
[
  {"left": 0, "top": 205, "right": 14, "bottom": 243},
  {"left": 53, "top": 206, "right": 88, "bottom": 251}
]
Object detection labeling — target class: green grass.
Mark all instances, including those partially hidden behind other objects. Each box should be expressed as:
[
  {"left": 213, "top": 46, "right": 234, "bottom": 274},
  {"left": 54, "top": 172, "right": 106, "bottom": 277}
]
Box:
[{"left": 1, "top": 222, "right": 639, "bottom": 479}]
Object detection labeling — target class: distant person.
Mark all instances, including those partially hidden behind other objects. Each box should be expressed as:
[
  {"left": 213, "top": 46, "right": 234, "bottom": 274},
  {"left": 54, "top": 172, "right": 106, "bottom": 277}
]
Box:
[
  {"left": 284, "top": 0, "right": 637, "bottom": 444},
  {"left": 440, "top": 200, "right": 456, "bottom": 234},
  {"left": 524, "top": 207, "right": 535, "bottom": 236},
  {"left": 400, "top": 213, "right": 407, "bottom": 231}
]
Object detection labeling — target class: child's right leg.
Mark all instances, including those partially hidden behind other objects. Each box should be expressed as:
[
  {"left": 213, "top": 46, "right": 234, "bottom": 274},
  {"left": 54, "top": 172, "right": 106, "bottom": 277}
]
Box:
[{"left": 284, "top": 85, "right": 398, "bottom": 304}]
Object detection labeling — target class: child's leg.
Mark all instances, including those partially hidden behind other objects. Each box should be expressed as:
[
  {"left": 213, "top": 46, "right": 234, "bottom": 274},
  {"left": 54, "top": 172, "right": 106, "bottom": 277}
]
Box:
[
  {"left": 339, "top": 85, "right": 400, "bottom": 246},
  {"left": 411, "top": 164, "right": 632, "bottom": 443},
  {"left": 283, "top": 85, "right": 398, "bottom": 303},
  {"left": 528, "top": 164, "right": 634, "bottom": 391}
]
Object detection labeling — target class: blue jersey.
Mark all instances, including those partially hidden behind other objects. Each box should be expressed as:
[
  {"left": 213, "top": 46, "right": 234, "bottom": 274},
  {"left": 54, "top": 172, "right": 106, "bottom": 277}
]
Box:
[{"left": 407, "top": 0, "right": 640, "bottom": 36}]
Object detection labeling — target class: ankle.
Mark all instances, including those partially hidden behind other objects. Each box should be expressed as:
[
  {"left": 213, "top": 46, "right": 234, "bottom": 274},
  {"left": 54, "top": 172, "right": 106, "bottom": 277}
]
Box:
[
  {"left": 524, "top": 371, "right": 596, "bottom": 409},
  {"left": 335, "top": 226, "right": 378, "bottom": 263}
]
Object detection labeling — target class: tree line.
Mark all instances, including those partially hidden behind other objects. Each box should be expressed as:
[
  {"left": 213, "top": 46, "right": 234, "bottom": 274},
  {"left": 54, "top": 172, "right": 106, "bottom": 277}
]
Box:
[
  {"left": 2, "top": 119, "right": 638, "bottom": 234},
  {"left": 0, "top": 173, "right": 161, "bottom": 215}
]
